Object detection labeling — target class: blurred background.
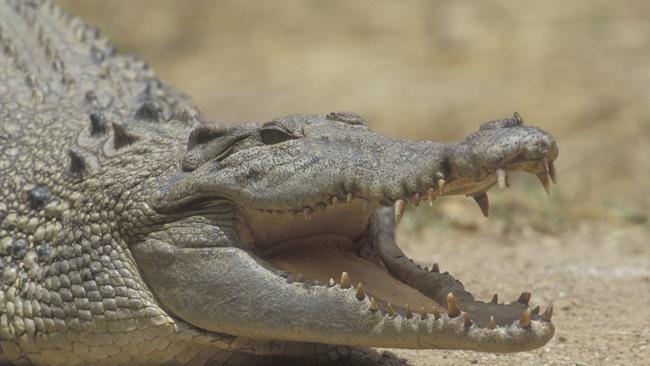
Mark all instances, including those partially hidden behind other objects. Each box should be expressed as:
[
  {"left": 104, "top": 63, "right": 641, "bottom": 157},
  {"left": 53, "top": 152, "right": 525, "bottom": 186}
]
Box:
[
  {"left": 57, "top": 0, "right": 649, "bottom": 228},
  {"left": 56, "top": 1, "right": 649, "bottom": 364}
]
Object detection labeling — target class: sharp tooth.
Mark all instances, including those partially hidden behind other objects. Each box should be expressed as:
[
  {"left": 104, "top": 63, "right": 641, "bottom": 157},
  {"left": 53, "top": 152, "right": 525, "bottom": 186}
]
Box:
[
  {"left": 472, "top": 192, "right": 489, "bottom": 217},
  {"left": 488, "top": 315, "right": 497, "bottom": 329},
  {"left": 405, "top": 304, "right": 413, "bottom": 319},
  {"left": 532, "top": 305, "right": 540, "bottom": 315},
  {"left": 541, "top": 304, "right": 553, "bottom": 321},
  {"left": 346, "top": 192, "right": 354, "bottom": 204},
  {"left": 329, "top": 278, "right": 335, "bottom": 287},
  {"left": 413, "top": 192, "right": 422, "bottom": 206},
  {"left": 537, "top": 171, "right": 551, "bottom": 195},
  {"left": 369, "top": 297, "right": 379, "bottom": 312},
  {"left": 517, "top": 292, "right": 531, "bottom": 306},
  {"left": 426, "top": 187, "right": 436, "bottom": 206},
  {"left": 431, "top": 263, "right": 440, "bottom": 273},
  {"left": 394, "top": 199, "right": 407, "bottom": 223},
  {"left": 519, "top": 309, "right": 532, "bottom": 328},
  {"left": 355, "top": 283, "right": 366, "bottom": 300},
  {"left": 446, "top": 292, "right": 461, "bottom": 318},
  {"left": 303, "top": 207, "right": 313, "bottom": 220},
  {"left": 497, "top": 168, "right": 507, "bottom": 189},
  {"left": 490, "top": 294, "right": 498, "bottom": 304},
  {"left": 386, "top": 303, "right": 396, "bottom": 317},
  {"left": 432, "top": 306, "right": 441, "bottom": 320},
  {"left": 339, "top": 272, "right": 351, "bottom": 289},
  {"left": 543, "top": 157, "right": 550, "bottom": 174},
  {"left": 463, "top": 312, "right": 472, "bottom": 327},
  {"left": 420, "top": 306, "right": 428, "bottom": 320},
  {"left": 548, "top": 160, "right": 557, "bottom": 184},
  {"left": 437, "top": 179, "right": 446, "bottom": 195},
  {"left": 330, "top": 196, "right": 339, "bottom": 205}
]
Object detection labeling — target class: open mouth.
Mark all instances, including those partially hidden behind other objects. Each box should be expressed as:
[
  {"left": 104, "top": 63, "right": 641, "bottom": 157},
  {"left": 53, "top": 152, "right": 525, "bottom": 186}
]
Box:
[
  {"left": 141, "top": 114, "right": 558, "bottom": 352},
  {"left": 244, "top": 173, "right": 554, "bottom": 337}
]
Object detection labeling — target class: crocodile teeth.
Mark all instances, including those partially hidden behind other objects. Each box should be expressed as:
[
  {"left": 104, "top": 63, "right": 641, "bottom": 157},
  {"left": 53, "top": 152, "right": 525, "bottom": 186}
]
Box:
[
  {"left": 537, "top": 171, "right": 551, "bottom": 195},
  {"left": 426, "top": 187, "right": 436, "bottom": 206},
  {"left": 394, "top": 199, "right": 406, "bottom": 223},
  {"left": 405, "top": 304, "right": 413, "bottom": 319},
  {"left": 355, "top": 283, "right": 366, "bottom": 300},
  {"left": 431, "top": 263, "right": 440, "bottom": 273},
  {"left": 544, "top": 158, "right": 557, "bottom": 184},
  {"left": 413, "top": 192, "right": 422, "bottom": 206},
  {"left": 432, "top": 306, "right": 441, "bottom": 320},
  {"left": 446, "top": 292, "right": 461, "bottom": 318},
  {"left": 517, "top": 292, "right": 531, "bottom": 306},
  {"left": 386, "top": 303, "right": 396, "bottom": 317},
  {"left": 303, "top": 207, "right": 313, "bottom": 220},
  {"left": 519, "top": 309, "right": 532, "bottom": 328},
  {"left": 339, "top": 272, "right": 351, "bottom": 289},
  {"left": 548, "top": 160, "right": 557, "bottom": 184},
  {"left": 420, "top": 306, "right": 428, "bottom": 320},
  {"left": 541, "top": 304, "right": 553, "bottom": 321},
  {"left": 463, "top": 312, "right": 472, "bottom": 327},
  {"left": 346, "top": 192, "right": 354, "bottom": 204},
  {"left": 490, "top": 294, "right": 498, "bottom": 304},
  {"left": 497, "top": 168, "right": 507, "bottom": 189},
  {"left": 328, "top": 278, "right": 335, "bottom": 287},
  {"left": 437, "top": 179, "right": 446, "bottom": 195},
  {"left": 488, "top": 316, "right": 497, "bottom": 329},
  {"left": 472, "top": 192, "right": 489, "bottom": 217}
]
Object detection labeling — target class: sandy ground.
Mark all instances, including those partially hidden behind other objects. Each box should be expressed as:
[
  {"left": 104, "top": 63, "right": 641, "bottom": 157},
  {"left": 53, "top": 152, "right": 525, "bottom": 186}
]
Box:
[
  {"left": 386, "top": 201, "right": 650, "bottom": 365},
  {"left": 56, "top": 1, "right": 650, "bottom": 365}
]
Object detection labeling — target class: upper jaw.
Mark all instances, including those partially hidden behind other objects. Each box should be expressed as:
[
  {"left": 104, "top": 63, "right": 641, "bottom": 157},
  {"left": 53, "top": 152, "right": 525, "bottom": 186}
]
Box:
[
  {"left": 244, "top": 199, "right": 377, "bottom": 247},
  {"left": 246, "top": 115, "right": 559, "bottom": 222}
]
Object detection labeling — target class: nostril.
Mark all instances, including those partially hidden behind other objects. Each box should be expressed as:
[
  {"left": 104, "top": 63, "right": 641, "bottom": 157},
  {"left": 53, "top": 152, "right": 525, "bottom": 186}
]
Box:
[{"left": 479, "top": 113, "right": 524, "bottom": 131}]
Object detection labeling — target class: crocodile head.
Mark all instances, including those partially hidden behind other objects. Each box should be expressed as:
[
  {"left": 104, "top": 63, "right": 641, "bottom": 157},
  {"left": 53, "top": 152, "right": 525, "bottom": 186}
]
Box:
[{"left": 136, "top": 111, "right": 558, "bottom": 353}]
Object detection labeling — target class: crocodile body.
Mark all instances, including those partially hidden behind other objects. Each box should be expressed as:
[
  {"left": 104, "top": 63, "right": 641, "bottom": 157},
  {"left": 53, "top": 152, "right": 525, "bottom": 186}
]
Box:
[{"left": 0, "top": 1, "right": 558, "bottom": 365}]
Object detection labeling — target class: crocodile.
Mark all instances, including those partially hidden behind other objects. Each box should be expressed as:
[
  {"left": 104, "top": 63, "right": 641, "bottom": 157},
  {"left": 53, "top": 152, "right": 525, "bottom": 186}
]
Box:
[{"left": 0, "top": 1, "right": 559, "bottom": 365}]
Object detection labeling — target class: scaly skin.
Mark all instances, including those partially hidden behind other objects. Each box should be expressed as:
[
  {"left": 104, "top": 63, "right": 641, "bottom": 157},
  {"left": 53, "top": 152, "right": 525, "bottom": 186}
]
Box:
[{"left": 0, "top": 1, "right": 558, "bottom": 365}]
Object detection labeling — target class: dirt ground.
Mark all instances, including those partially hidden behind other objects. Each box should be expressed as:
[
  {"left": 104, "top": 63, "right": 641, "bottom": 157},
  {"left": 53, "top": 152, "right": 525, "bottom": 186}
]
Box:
[
  {"left": 58, "top": 1, "right": 650, "bottom": 365},
  {"left": 386, "top": 201, "right": 650, "bottom": 365}
]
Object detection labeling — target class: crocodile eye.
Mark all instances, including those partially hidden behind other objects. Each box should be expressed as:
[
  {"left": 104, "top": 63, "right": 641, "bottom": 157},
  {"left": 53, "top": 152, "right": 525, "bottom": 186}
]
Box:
[{"left": 260, "top": 127, "right": 294, "bottom": 145}]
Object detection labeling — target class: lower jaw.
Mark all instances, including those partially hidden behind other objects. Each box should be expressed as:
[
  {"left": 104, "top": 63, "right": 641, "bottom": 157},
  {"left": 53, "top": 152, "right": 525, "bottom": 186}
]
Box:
[{"left": 264, "top": 207, "right": 535, "bottom": 328}]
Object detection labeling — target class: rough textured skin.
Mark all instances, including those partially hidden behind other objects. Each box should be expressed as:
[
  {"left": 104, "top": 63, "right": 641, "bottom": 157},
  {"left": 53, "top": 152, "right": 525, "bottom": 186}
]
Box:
[{"left": 0, "top": 1, "right": 559, "bottom": 365}]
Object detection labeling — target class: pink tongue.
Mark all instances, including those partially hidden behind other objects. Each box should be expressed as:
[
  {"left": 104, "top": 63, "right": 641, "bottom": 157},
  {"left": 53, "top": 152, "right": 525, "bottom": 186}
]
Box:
[{"left": 268, "top": 245, "right": 445, "bottom": 312}]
